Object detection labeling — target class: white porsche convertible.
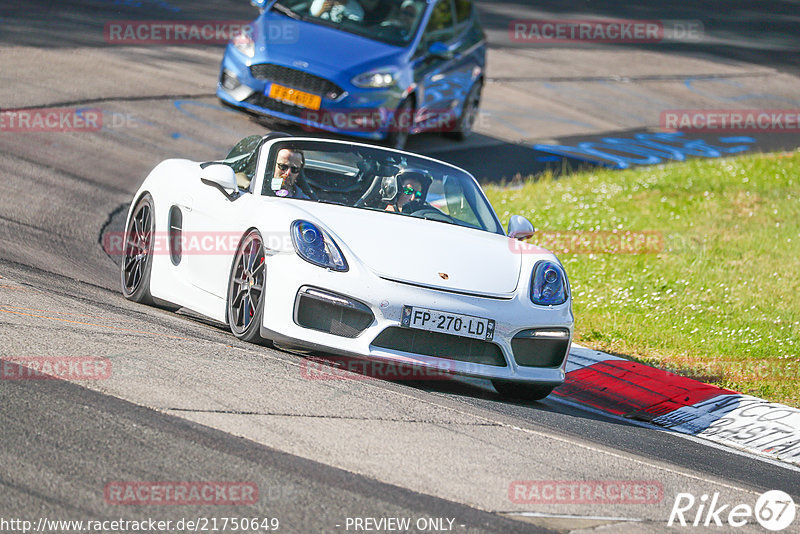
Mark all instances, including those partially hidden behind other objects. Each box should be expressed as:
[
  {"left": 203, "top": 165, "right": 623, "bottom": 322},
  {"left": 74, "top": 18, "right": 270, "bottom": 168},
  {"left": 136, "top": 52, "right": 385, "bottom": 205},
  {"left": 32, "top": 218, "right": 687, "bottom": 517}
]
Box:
[{"left": 121, "top": 134, "right": 573, "bottom": 399}]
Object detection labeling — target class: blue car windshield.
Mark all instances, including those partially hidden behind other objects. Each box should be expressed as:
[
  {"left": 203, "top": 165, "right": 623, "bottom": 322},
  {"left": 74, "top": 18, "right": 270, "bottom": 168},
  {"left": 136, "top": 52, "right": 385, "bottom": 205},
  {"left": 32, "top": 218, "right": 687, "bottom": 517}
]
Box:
[
  {"left": 272, "top": 0, "right": 426, "bottom": 46},
  {"left": 261, "top": 139, "right": 506, "bottom": 236}
]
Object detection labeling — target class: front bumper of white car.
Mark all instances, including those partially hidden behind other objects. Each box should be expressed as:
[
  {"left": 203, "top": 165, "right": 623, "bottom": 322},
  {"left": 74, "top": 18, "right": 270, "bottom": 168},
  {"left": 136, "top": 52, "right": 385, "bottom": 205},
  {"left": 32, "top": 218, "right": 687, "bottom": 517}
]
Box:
[{"left": 260, "top": 251, "right": 574, "bottom": 385}]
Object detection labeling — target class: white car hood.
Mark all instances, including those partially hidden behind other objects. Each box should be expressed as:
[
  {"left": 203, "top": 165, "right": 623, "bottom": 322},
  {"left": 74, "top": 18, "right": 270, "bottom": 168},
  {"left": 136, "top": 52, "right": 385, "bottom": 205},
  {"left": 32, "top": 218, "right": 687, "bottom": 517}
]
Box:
[{"left": 292, "top": 202, "right": 522, "bottom": 296}]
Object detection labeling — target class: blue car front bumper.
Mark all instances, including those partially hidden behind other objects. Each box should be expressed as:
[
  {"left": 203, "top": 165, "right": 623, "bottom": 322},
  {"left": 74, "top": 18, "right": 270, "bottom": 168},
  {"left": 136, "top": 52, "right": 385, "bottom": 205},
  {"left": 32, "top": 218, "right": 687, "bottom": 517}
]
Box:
[{"left": 217, "top": 47, "right": 403, "bottom": 141}]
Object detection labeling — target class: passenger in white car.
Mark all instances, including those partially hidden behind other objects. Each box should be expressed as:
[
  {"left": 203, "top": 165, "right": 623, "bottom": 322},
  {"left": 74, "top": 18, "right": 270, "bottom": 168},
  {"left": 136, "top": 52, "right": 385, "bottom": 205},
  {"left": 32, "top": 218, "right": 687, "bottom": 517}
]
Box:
[{"left": 385, "top": 170, "right": 432, "bottom": 213}]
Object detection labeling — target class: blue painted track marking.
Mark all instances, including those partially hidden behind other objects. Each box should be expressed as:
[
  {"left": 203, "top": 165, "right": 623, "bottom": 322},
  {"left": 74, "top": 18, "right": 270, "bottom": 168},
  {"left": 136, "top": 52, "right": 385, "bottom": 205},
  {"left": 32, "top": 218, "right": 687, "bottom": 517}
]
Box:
[
  {"left": 534, "top": 132, "right": 757, "bottom": 169},
  {"left": 169, "top": 131, "right": 230, "bottom": 152}
]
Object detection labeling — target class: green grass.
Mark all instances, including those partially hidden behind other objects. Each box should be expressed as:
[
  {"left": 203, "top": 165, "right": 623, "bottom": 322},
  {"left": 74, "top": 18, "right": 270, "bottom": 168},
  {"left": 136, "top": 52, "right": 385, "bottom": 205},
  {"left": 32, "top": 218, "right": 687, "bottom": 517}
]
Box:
[{"left": 484, "top": 151, "right": 800, "bottom": 407}]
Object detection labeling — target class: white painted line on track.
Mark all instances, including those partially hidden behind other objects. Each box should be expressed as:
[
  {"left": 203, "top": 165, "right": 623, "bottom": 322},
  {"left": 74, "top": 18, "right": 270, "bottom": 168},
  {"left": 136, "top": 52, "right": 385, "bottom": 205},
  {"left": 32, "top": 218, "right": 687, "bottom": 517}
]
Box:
[
  {"left": 503, "top": 511, "right": 643, "bottom": 522},
  {"left": 216, "top": 345, "right": 792, "bottom": 497}
]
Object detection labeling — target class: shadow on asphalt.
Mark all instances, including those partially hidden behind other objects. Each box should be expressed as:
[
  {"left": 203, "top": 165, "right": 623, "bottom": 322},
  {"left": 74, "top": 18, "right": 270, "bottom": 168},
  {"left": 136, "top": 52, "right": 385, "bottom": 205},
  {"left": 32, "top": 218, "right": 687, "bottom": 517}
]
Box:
[
  {"left": 5, "top": 0, "right": 799, "bottom": 182},
  {"left": 476, "top": 0, "right": 800, "bottom": 75},
  {"left": 5, "top": 0, "right": 798, "bottom": 73}
]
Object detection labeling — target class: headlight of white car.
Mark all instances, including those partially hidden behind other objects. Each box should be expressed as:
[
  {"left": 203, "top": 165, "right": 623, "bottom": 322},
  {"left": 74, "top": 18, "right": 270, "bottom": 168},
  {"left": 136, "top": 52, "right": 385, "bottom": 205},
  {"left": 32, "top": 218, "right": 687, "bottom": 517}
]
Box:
[
  {"left": 531, "top": 261, "right": 568, "bottom": 306},
  {"left": 291, "top": 220, "right": 348, "bottom": 271},
  {"left": 232, "top": 28, "right": 255, "bottom": 58},
  {"left": 351, "top": 68, "right": 398, "bottom": 88}
]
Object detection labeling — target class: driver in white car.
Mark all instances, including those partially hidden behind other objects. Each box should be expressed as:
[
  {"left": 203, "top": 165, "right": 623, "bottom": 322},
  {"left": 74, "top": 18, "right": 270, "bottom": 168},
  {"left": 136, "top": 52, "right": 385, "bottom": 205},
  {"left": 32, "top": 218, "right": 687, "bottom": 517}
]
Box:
[{"left": 272, "top": 148, "right": 310, "bottom": 199}]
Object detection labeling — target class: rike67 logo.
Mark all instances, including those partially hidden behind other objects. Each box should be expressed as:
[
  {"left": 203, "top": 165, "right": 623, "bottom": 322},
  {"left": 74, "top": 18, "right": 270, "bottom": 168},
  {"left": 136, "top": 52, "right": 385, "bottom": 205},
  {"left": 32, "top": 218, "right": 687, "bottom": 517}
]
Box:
[{"left": 668, "top": 490, "right": 796, "bottom": 531}]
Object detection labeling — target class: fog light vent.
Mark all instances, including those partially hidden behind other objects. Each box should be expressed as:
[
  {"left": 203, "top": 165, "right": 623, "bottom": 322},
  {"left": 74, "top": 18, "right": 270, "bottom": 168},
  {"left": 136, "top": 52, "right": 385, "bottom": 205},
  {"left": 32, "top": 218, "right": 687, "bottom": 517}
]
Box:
[
  {"left": 294, "top": 287, "right": 373, "bottom": 338},
  {"left": 511, "top": 328, "right": 570, "bottom": 367}
]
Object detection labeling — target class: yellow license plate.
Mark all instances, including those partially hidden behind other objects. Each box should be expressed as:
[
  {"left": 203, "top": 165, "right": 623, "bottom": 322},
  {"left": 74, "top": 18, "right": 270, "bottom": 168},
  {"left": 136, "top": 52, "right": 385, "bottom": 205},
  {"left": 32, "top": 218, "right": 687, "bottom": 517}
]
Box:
[{"left": 267, "top": 83, "right": 321, "bottom": 110}]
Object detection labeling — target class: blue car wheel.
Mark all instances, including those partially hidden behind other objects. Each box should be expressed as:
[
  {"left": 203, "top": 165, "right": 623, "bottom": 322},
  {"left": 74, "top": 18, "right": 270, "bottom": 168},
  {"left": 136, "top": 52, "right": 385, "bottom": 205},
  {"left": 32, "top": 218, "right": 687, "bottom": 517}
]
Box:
[
  {"left": 386, "top": 97, "right": 413, "bottom": 150},
  {"left": 446, "top": 80, "right": 482, "bottom": 141}
]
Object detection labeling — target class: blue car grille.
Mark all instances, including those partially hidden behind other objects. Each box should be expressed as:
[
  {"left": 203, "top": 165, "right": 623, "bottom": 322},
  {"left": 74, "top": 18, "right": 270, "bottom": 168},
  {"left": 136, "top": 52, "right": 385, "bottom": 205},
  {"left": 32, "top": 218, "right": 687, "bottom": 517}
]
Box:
[{"left": 249, "top": 63, "right": 343, "bottom": 99}]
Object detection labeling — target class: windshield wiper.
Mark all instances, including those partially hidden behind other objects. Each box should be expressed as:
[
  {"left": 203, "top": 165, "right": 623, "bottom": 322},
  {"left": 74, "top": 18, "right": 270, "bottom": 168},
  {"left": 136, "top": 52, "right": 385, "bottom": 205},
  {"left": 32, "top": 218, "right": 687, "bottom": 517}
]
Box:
[{"left": 271, "top": 2, "right": 302, "bottom": 20}]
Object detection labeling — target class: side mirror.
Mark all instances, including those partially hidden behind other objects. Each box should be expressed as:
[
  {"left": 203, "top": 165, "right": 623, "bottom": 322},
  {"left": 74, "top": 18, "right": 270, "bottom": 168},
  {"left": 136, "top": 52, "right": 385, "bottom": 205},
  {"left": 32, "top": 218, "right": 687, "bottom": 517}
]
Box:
[
  {"left": 250, "top": 0, "right": 268, "bottom": 12},
  {"left": 508, "top": 214, "right": 535, "bottom": 240},
  {"left": 428, "top": 42, "right": 453, "bottom": 59},
  {"left": 201, "top": 164, "right": 238, "bottom": 200}
]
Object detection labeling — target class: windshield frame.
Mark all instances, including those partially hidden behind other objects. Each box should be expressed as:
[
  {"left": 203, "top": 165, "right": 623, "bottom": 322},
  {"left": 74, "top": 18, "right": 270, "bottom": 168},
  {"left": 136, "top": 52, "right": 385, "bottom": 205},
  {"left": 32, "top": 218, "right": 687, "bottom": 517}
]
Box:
[{"left": 253, "top": 137, "right": 505, "bottom": 236}]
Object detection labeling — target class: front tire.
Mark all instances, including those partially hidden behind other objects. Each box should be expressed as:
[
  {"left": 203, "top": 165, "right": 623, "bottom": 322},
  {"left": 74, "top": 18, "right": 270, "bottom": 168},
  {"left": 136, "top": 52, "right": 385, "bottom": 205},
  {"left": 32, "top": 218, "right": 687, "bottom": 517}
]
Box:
[
  {"left": 492, "top": 380, "right": 554, "bottom": 401},
  {"left": 445, "top": 81, "right": 482, "bottom": 141},
  {"left": 227, "top": 230, "right": 268, "bottom": 344}
]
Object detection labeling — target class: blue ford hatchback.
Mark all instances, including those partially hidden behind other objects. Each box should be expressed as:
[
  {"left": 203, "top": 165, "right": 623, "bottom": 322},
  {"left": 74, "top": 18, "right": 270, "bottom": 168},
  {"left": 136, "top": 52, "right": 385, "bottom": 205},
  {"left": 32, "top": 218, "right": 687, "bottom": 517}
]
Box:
[{"left": 217, "top": 0, "right": 486, "bottom": 148}]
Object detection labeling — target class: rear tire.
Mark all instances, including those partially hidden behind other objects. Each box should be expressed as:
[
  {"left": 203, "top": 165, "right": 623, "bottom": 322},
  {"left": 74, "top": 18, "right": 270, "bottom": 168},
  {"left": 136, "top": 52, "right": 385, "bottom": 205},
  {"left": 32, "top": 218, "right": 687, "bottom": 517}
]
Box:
[
  {"left": 492, "top": 380, "right": 554, "bottom": 401},
  {"left": 227, "top": 230, "right": 268, "bottom": 344},
  {"left": 121, "top": 194, "right": 156, "bottom": 305}
]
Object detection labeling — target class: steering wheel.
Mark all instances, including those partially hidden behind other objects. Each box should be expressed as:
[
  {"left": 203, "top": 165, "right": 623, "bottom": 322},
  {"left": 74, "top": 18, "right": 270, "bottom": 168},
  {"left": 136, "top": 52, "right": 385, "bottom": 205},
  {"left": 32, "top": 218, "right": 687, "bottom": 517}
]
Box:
[{"left": 353, "top": 174, "right": 383, "bottom": 208}]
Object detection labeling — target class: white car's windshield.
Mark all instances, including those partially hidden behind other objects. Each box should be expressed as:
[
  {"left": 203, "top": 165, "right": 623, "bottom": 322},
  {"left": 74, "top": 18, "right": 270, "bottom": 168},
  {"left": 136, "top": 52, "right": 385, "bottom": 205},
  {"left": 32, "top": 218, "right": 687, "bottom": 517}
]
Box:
[{"left": 260, "top": 139, "right": 505, "bottom": 235}]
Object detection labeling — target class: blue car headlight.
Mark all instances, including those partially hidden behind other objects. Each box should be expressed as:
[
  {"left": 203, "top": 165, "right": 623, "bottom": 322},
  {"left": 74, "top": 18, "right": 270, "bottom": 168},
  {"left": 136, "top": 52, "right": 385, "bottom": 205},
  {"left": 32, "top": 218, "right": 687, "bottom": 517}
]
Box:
[
  {"left": 530, "top": 261, "right": 568, "bottom": 306},
  {"left": 352, "top": 67, "right": 399, "bottom": 89},
  {"left": 232, "top": 27, "right": 255, "bottom": 58},
  {"left": 291, "top": 220, "right": 348, "bottom": 271}
]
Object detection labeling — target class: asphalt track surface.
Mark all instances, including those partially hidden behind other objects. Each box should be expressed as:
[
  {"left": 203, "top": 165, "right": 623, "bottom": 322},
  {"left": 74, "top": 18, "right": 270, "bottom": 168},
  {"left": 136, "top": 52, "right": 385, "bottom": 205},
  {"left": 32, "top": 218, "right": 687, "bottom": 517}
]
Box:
[{"left": 1, "top": 1, "right": 799, "bottom": 533}]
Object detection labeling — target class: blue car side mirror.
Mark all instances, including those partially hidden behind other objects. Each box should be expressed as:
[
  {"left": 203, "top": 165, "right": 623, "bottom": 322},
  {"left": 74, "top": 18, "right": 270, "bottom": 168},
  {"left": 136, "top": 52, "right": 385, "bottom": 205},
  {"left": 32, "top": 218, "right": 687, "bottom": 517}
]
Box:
[{"left": 428, "top": 41, "right": 453, "bottom": 59}]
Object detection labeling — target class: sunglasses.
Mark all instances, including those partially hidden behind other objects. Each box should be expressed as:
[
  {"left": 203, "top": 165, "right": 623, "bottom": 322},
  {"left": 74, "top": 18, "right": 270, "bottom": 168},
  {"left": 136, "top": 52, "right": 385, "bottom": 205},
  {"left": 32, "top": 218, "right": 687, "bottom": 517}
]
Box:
[
  {"left": 402, "top": 184, "right": 422, "bottom": 198},
  {"left": 277, "top": 163, "right": 301, "bottom": 174}
]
